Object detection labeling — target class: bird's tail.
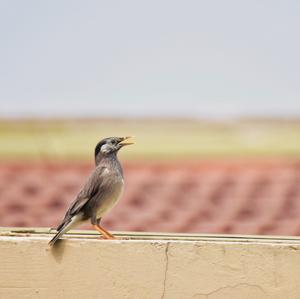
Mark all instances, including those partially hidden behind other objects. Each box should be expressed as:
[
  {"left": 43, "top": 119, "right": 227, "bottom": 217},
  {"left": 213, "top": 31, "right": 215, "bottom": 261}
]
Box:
[
  {"left": 48, "top": 221, "right": 70, "bottom": 246},
  {"left": 48, "top": 215, "right": 82, "bottom": 246}
]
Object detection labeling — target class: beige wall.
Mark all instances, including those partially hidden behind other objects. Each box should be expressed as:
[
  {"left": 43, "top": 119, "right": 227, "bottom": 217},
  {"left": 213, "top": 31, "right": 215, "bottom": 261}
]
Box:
[{"left": 1, "top": 228, "right": 300, "bottom": 298}]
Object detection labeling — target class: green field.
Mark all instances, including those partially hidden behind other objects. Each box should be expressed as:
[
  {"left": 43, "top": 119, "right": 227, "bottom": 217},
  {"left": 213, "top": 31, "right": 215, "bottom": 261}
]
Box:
[{"left": 1, "top": 118, "right": 300, "bottom": 161}]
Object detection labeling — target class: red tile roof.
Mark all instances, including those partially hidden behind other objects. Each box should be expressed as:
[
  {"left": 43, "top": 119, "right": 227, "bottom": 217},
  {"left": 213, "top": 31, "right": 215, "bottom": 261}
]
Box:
[{"left": 1, "top": 160, "right": 300, "bottom": 236}]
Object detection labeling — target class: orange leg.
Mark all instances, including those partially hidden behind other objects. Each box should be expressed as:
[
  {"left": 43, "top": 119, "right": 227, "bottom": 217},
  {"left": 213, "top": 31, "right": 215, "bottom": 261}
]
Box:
[{"left": 93, "top": 224, "right": 116, "bottom": 240}]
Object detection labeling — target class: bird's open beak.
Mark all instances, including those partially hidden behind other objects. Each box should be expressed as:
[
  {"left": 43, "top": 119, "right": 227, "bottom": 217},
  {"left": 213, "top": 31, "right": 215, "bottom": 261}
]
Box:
[{"left": 119, "top": 136, "right": 135, "bottom": 146}]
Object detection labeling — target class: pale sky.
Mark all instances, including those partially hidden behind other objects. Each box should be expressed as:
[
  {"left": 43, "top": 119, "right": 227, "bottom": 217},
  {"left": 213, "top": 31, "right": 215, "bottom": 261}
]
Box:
[{"left": 0, "top": 0, "right": 300, "bottom": 118}]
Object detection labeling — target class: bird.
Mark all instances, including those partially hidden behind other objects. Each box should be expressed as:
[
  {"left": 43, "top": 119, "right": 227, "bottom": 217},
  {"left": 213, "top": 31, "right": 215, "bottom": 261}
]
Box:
[{"left": 48, "top": 136, "right": 134, "bottom": 246}]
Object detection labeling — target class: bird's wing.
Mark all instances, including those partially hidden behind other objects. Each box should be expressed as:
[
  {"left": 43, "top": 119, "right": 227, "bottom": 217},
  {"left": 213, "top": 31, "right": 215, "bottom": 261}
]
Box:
[{"left": 56, "top": 166, "right": 107, "bottom": 230}]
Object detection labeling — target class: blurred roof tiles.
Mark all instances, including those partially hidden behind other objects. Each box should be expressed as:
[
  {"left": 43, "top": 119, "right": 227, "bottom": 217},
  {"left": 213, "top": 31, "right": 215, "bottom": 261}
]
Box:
[{"left": 1, "top": 160, "right": 300, "bottom": 236}]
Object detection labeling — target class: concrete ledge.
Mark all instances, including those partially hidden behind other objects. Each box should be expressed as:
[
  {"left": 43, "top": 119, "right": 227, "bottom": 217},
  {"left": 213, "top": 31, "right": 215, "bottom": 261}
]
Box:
[{"left": 1, "top": 228, "right": 300, "bottom": 299}]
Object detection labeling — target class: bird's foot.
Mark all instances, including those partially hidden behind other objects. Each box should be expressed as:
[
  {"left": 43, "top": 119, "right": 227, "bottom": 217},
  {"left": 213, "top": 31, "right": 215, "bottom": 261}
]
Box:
[{"left": 98, "top": 234, "right": 117, "bottom": 240}]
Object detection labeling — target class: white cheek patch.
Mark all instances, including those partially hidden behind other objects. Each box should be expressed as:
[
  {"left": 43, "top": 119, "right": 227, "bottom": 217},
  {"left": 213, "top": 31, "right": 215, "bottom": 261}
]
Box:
[{"left": 101, "top": 144, "right": 110, "bottom": 154}]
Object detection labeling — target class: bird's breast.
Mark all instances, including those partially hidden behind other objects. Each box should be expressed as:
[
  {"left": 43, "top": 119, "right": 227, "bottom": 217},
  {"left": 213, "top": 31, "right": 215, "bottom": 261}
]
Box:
[{"left": 96, "top": 175, "right": 124, "bottom": 218}]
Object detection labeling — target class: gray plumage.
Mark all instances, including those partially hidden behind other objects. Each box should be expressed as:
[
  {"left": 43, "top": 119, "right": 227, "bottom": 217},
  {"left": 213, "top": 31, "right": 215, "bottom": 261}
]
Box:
[{"left": 49, "top": 136, "right": 133, "bottom": 246}]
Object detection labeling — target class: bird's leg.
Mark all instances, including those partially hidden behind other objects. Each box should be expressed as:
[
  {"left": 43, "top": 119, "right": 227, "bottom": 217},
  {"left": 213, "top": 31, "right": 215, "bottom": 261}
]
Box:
[
  {"left": 92, "top": 218, "right": 116, "bottom": 240},
  {"left": 93, "top": 225, "right": 115, "bottom": 239}
]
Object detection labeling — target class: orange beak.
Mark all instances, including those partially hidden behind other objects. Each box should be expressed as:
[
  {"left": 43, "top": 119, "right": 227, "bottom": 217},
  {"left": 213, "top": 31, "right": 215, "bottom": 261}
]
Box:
[{"left": 119, "top": 136, "right": 135, "bottom": 146}]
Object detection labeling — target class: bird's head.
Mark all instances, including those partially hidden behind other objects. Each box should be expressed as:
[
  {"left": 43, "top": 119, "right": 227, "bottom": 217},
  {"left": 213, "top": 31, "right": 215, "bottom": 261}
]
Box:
[{"left": 94, "top": 136, "right": 134, "bottom": 161}]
